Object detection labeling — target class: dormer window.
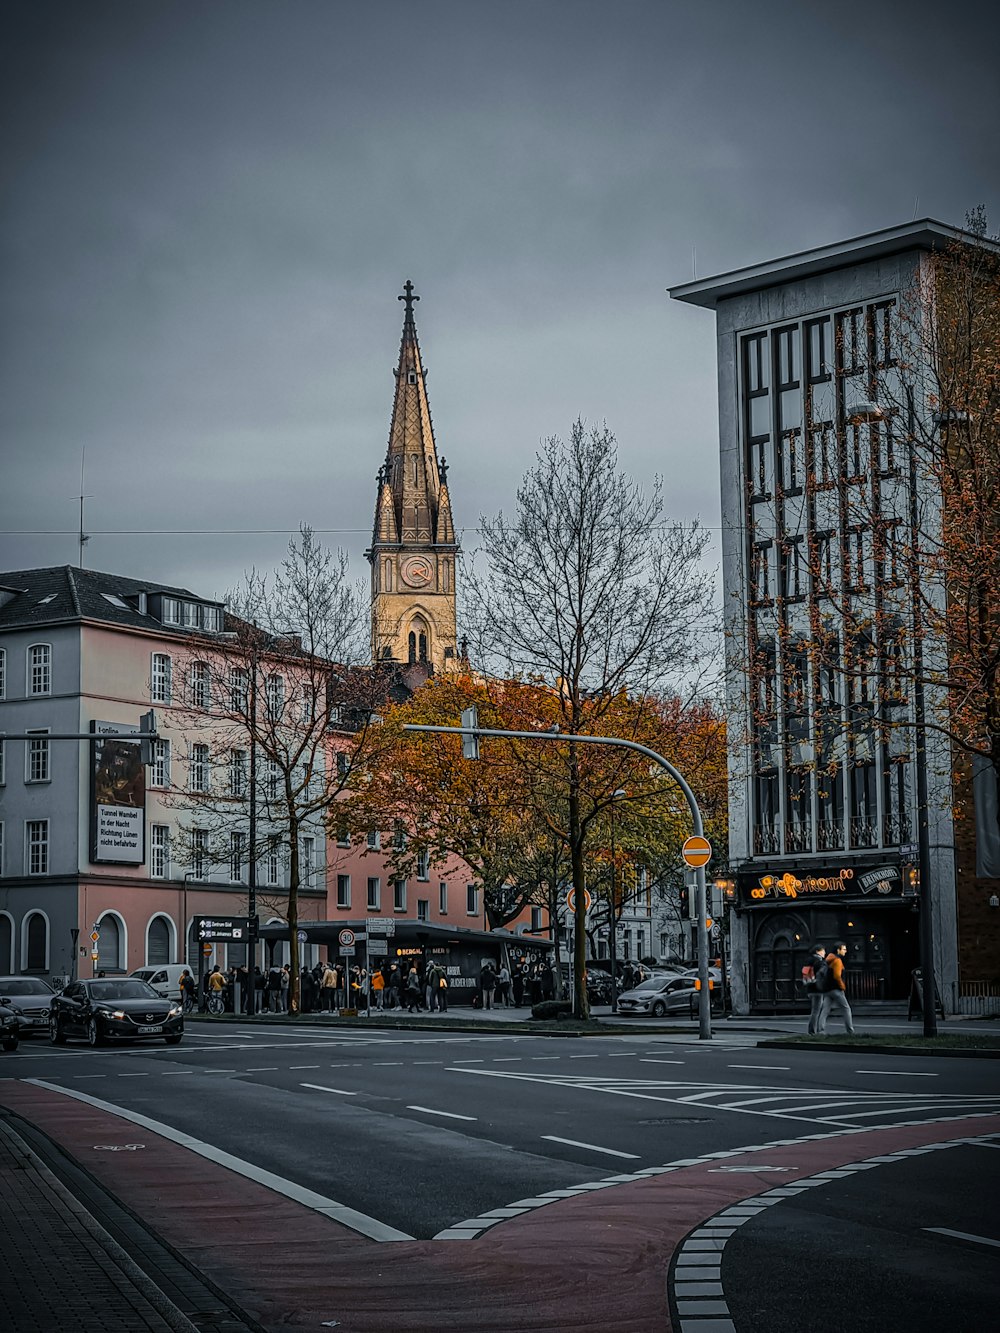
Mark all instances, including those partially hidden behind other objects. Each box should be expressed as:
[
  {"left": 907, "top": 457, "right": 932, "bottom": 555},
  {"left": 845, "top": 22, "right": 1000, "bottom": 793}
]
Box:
[{"left": 407, "top": 368, "right": 417, "bottom": 385}]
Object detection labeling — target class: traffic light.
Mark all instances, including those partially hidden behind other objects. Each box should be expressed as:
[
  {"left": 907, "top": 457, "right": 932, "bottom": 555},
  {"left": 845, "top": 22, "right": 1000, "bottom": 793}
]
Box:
[
  {"left": 139, "top": 710, "right": 157, "bottom": 766},
  {"left": 679, "top": 884, "right": 689, "bottom": 918},
  {"left": 461, "top": 706, "right": 480, "bottom": 760}
]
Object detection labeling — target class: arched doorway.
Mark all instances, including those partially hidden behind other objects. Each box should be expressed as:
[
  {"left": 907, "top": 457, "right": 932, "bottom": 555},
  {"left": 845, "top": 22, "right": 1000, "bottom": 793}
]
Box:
[
  {"left": 147, "top": 916, "right": 171, "bottom": 966},
  {"left": 752, "top": 911, "right": 810, "bottom": 1009}
]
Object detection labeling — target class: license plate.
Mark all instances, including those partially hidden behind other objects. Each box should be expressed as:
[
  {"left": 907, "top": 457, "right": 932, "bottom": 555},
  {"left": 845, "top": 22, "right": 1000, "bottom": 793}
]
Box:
[{"left": 138, "top": 1025, "right": 163, "bottom": 1034}]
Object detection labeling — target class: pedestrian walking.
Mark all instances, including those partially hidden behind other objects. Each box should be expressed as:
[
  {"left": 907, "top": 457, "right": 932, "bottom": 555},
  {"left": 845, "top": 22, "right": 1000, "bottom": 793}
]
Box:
[
  {"left": 180, "top": 968, "right": 196, "bottom": 1014},
  {"left": 512, "top": 964, "right": 525, "bottom": 1008},
  {"left": 371, "top": 967, "right": 385, "bottom": 1009},
  {"left": 266, "top": 965, "right": 282, "bottom": 1013},
  {"left": 404, "top": 966, "right": 422, "bottom": 1013},
  {"left": 498, "top": 963, "right": 512, "bottom": 1007},
  {"left": 387, "top": 963, "right": 402, "bottom": 1010},
  {"left": 321, "top": 963, "right": 337, "bottom": 1012},
  {"left": 802, "top": 942, "right": 827, "bottom": 1035},
  {"left": 817, "top": 942, "right": 856, "bottom": 1035},
  {"left": 480, "top": 960, "right": 497, "bottom": 1010}
]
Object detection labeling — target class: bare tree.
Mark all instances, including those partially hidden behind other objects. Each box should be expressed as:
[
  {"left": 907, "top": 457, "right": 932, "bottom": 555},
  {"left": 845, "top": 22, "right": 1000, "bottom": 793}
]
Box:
[
  {"left": 464, "top": 420, "right": 717, "bottom": 1017},
  {"left": 169, "top": 526, "right": 378, "bottom": 1009}
]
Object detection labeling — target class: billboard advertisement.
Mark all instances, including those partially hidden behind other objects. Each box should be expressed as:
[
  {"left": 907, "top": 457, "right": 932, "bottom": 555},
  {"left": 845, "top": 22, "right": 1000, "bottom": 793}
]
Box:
[{"left": 90, "top": 720, "right": 145, "bottom": 864}]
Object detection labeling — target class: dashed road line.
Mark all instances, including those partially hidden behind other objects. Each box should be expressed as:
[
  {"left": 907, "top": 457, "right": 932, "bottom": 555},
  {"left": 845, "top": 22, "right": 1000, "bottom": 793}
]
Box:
[
  {"left": 407, "top": 1105, "right": 477, "bottom": 1121},
  {"left": 300, "top": 1083, "right": 357, "bottom": 1097},
  {"left": 542, "top": 1135, "right": 640, "bottom": 1160},
  {"left": 924, "top": 1226, "right": 1000, "bottom": 1250}
]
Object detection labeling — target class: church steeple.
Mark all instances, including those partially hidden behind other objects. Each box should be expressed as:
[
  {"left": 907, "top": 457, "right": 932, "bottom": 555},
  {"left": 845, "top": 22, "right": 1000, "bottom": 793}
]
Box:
[{"left": 366, "top": 282, "right": 460, "bottom": 672}]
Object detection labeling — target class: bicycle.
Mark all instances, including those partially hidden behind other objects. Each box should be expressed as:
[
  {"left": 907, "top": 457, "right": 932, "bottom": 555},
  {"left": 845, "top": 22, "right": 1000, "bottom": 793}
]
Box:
[{"left": 207, "top": 991, "right": 225, "bottom": 1016}]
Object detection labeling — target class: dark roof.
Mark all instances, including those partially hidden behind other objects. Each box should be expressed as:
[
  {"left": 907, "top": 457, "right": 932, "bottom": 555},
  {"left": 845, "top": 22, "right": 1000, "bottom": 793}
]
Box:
[
  {"left": 0, "top": 565, "right": 217, "bottom": 634},
  {"left": 669, "top": 218, "right": 1000, "bottom": 310}
]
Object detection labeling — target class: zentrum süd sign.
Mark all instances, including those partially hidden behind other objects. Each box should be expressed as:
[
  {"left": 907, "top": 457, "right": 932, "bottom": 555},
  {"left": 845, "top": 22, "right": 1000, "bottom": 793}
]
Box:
[{"left": 742, "top": 864, "right": 902, "bottom": 903}]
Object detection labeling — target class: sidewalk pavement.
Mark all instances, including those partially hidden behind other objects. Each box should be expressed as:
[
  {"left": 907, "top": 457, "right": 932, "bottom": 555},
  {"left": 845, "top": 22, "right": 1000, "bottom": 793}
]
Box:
[{"left": 0, "top": 1114, "right": 198, "bottom": 1333}]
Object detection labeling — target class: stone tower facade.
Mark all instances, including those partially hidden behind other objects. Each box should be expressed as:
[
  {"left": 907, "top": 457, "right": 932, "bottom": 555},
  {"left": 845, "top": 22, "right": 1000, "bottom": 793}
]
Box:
[{"left": 367, "top": 282, "right": 460, "bottom": 672}]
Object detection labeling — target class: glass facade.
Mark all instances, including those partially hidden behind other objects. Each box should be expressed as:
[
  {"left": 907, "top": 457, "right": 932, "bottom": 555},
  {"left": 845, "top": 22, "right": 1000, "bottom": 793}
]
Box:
[{"left": 741, "top": 299, "right": 913, "bottom": 861}]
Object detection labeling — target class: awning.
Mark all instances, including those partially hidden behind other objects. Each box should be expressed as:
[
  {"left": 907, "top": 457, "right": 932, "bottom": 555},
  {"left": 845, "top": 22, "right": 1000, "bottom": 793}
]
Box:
[{"left": 258, "top": 918, "right": 553, "bottom": 950}]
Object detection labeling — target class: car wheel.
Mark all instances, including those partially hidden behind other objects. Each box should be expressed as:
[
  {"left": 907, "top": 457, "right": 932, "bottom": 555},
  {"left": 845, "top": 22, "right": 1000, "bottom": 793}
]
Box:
[
  {"left": 164, "top": 1034, "right": 183, "bottom": 1045},
  {"left": 2, "top": 1036, "right": 17, "bottom": 1052},
  {"left": 651, "top": 1000, "right": 667, "bottom": 1017},
  {"left": 87, "top": 1017, "right": 105, "bottom": 1048},
  {"left": 49, "top": 1017, "right": 66, "bottom": 1045}
]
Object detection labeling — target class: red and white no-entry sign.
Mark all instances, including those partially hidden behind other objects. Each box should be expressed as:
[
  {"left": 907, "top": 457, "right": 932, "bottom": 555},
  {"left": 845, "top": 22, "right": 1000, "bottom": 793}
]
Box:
[
  {"left": 566, "top": 887, "right": 592, "bottom": 914},
  {"left": 681, "top": 835, "right": 712, "bottom": 868}
]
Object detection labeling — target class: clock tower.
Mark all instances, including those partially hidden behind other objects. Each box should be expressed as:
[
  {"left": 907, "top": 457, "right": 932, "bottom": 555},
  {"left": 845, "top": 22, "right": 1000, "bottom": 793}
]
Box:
[{"left": 367, "top": 281, "right": 460, "bottom": 672}]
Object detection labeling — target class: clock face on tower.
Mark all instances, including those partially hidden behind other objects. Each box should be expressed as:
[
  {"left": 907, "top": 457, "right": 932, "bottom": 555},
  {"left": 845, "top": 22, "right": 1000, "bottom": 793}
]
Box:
[{"left": 400, "top": 555, "right": 433, "bottom": 589}]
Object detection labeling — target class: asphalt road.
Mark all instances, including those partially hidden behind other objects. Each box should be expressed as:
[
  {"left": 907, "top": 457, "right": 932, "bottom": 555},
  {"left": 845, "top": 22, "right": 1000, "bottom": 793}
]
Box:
[{"left": 3, "top": 1023, "right": 998, "bottom": 1330}]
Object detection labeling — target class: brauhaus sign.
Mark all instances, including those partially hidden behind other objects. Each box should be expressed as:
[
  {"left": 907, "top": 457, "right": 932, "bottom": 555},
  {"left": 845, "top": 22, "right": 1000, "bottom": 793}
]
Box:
[{"left": 740, "top": 864, "right": 903, "bottom": 903}]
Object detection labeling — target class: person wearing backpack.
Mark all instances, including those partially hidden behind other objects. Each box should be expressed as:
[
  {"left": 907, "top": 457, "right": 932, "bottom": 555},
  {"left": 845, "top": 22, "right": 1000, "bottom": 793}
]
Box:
[
  {"left": 817, "top": 942, "right": 856, "bottom": 1035},
  {"left": 801, "top": 943, "right": 827, "bottom": 1035}
]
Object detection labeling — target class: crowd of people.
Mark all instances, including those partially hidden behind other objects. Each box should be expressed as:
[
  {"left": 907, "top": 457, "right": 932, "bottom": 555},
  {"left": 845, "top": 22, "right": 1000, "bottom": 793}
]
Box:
[{"left": 189, "top": 954, "right": 559, "bottom": 1014}]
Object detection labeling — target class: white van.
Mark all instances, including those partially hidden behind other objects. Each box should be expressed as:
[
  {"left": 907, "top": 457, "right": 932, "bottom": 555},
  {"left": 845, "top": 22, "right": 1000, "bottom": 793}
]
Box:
[{"left": 129, "top": 964, "right": 193, "bottom": 1003}]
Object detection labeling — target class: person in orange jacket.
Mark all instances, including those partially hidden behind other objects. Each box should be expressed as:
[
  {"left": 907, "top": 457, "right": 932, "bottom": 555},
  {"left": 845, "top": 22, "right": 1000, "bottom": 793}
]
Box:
[{"left": 818, "top": 942, "right": 856, "bottom": 1035}]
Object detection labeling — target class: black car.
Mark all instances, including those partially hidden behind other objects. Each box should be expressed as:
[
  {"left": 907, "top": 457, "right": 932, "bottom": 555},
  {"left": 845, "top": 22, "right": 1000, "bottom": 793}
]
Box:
[
  {"left": 50, "top": 978, "right": 184, "bottom": 1047},
  {"left": 0, "top": 1002, "right": 18, "bottom": 1052},
  {"left": 0, "top": 976, "right": 56, "bottom": 1036}
]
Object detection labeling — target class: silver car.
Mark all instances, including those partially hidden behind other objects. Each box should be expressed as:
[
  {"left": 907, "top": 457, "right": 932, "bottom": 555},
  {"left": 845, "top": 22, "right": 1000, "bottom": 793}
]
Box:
[
  {"left": 0, "top": 977, "right": 56, "bottom": 1035},
  {"left": 617, "top": 972, "right": 721, "bottom": 1018}
]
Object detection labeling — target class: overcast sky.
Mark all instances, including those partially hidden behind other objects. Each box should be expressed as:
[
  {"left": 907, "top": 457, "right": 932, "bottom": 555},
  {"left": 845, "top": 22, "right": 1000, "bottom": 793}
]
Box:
[{"left": 2, "top": 0, "right": 997, "bottom": 607}]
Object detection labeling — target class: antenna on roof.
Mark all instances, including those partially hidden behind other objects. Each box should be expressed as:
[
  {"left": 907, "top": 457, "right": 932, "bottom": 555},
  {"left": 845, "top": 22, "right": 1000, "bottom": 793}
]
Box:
[{"left": 78, "top": 449, "right": 92, "bottom": 568}]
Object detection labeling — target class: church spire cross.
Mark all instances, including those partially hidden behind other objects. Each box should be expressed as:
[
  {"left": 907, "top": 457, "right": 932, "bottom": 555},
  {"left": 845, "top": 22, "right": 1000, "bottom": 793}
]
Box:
[{"left": 399, "top": 279, "right": 419, "bottom": 318}]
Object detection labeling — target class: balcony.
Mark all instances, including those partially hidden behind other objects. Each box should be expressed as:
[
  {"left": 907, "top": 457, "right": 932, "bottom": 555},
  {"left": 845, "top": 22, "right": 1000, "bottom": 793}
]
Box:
[
  {"left": 816, "top": 818, "right": 844, "bottom": 852},
  {"left": 882, "top": 813, "right": 911, "bottom": 846},
  {"left": 849, "top": 817, "right": 879, "bottom": 848},
  {"left": 784, "top": 822, "right": 812, "bottom": 854},
  {"left": 753, "top": 825, "right": 781, "bottom": 855}
]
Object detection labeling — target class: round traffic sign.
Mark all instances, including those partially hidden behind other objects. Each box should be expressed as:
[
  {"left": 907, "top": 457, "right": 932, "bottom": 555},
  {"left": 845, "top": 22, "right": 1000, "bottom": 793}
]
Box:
[
  {"left": 566, "top": 887, "right": 592, "bottom": 914},
  {"left": 681, "top": 835, "right": 712, "bottom": 868},
  {"left": 338, "top": 928, "right": 356, "bottom": 948}
]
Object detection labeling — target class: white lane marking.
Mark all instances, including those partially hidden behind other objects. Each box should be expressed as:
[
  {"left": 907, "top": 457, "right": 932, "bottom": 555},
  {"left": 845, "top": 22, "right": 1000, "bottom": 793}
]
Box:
[
  {"left": 26, "top": 1079, "right": 410, "bottom": 1241},
  {"left": 925, "top": 1226, "right": 1000, "bottom": 1250},
  {"left": 729, "top": 1065, "right": 790, "bottom": 1071},
  {"left": 569, "top": 1055, "right": 599, "bottom": 1059},
  {"left": 116, "top": 1073, "right": 150, "bottom": 1078},
  {"left": 855, "top": 1070, "right": 938, "bottom": 1077},
  {"left": 641, "top": 1058, "right": 686, "bottom": 1065},
  {"left": 289, "top": 1065, "right": 320, "bottom": 1070},
  {"left": 301, "top": 1083, "right": 357, "bottom": 1097},
  {"left": 542, "top": 1135, "right": 640, "bottom": 1160},
  {"left": 406, "top": 1105, "right": 477, "bottom": 1121},
  {"left": 245, "top": 1067, "right": 278, "bottom": 1073}
]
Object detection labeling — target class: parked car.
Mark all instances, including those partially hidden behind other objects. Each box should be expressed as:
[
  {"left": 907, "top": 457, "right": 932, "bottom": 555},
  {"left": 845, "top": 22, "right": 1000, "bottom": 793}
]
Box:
[
  {"left": 0, "top": 1002, "right": 19, "bottom": 1052},
  {"left": 617, "top": 972, "right": 723, "bottom": 1018},
  {"left": 128, "top": 964, "right": 192, "bottom": 1004},
  {"left": 0, "top": 977, "right": 56, "bottom": 1036},
  {"left": 50, "top": 978, "right": 184, "bottom": 1047}
]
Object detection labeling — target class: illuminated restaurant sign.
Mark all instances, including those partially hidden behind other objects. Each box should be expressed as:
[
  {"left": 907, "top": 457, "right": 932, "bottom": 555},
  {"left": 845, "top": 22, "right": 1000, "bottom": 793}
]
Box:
[{"left": 740, "top": 864, "right": 902, "bottom": 903}]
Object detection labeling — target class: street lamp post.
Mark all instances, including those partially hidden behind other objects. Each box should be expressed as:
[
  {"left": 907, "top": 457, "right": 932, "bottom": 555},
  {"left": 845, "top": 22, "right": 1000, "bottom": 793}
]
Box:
[{"left": 608, "top": 788, "right": 626, "bottom": 1015}]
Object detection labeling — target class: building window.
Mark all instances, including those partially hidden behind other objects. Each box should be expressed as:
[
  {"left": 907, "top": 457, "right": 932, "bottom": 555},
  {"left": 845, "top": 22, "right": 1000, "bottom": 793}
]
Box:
[
  {"left": 0, "top": 822, "right": 4, "bottom": 876},
  {"left": 150, "top": 825, "right": 170, "bottom": 879},
  {"left": 28, "top": 644, "right": 51, "bottom": 696},
  {"left": 26, "top": 820, "right": 48, "bottom": 875},
  {"left": 301, "top": 835, "right": 316, "bottom": 887},
  {"left": 266, "top": 760, "right": 281, "bottom": 802},
  {"left": 25, "top": 912, "right": 47, "bottom": 970},
  {"left": 367, "top": 877, "right": 381, "bottom": 910},
  {"left": 780, "top": 430, "right": 802, "bottom": 493},
  {"left": 336, "top": 820, "right": 351, "bottom": 849},
  {"left": 26, "top": 730, "right": 50, "bottom": 783},
  {"left": 337, "top": 751, "right": 351, "bottom": 778},
  {"left": 393, "top": 823, "right": 407, "bottom": 851},
  {"left": 466, "top": 883, "right": 479, "bottom": 916},
  {"left": 189, "top": 744, "right": 210, "bottom": 792},
  {"left": 266, "top": 673, "right": 284, "bottom": 719},
  {"left": 366, "top": 829, "right": 381, "bottom": 850},
  {"left": 337, "top": 874, "right": 351, "bottom": 909},
  {"left": 438, "top": 881, "right": 448, "bottom": 914},
  {"left": 416, "top": 849, "right": 430, "bottom": 880},
  {"left": 229, "top": 667, "right": 249, "bottom": 712},
  {"left": 191, "top": 829, "right": 208, "bottom": 880},
  {"left": 393, "top": 879, "right": 407, "bottom": 912},
  {"left": 417, "top": 899, "right": 429, "bottom": 922},
  {"left": 162, "top": 597, "right": 181, "bottom": 625},
  {"left": 230, "top": 831, "right": 246, "bottom": 882},
  {"left": 780, "top": 538, "right": 804, "bottom": 602},
  {"left": 530, "top": 906, "right": 543, "bottom": 932},
  {"left": 151, "top": 739, "right": 170, "bottom": 788},
  {"left": 229, "top": 749, "right": 247, "bottom": 797},
  {"left": 151, "top": 653, "right": 173, "bottom": 704},
  {"left": 188, "top": 661, "right": 211, "bottom": 709},
  {"left": 266, "top": 836, "right": 281, "bottom": 885},
  {"left": 0, "top": 647, "right": 5, "bottom": 698},
  {"left": 0, "top": 740, "right": 4, "bottom": 786},
  {"left": 750, "top": 542, "right": 773, "bottom": 606}
]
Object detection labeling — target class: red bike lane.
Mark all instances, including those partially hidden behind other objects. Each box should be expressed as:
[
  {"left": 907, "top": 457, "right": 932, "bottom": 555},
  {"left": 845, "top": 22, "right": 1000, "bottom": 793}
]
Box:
[{"left": 2, "top": 1080, "right": 997, "bottom": 1333}]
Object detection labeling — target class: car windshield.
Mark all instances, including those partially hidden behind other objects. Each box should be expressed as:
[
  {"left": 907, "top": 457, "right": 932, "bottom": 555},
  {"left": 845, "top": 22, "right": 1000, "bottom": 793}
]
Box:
[
  {"left": 0, "top": 979, "right": 54, "bottom": 996},
  {"left": 87, "top": 980, "right": 160, "bottom": 1001}
]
